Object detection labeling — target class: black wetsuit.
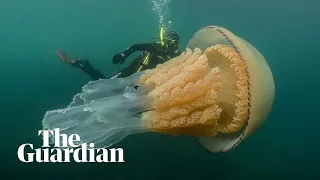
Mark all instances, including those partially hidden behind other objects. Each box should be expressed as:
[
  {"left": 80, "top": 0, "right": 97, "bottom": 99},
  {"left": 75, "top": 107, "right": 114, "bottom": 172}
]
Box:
[
  {"left": 71, "top": 60, "right": 106, "bottom": 80},
  {"left": 73, "top": 42, "right": 180, "bottom": 80}
]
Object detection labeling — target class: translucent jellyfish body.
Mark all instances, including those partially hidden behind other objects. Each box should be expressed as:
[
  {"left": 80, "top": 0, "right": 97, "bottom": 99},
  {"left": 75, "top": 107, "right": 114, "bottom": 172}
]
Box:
[{"left": 42, "top": 26, "right": 275, "bottom": 153}]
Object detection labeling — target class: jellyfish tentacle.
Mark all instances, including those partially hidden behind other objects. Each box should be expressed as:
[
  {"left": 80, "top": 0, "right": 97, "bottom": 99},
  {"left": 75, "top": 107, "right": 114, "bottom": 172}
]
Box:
[
  {"left": 68, "top": 71, "right": 144, "bottom": 107},
  {"left": 42, "top": 74, "right": 151, "bottom": 148}
]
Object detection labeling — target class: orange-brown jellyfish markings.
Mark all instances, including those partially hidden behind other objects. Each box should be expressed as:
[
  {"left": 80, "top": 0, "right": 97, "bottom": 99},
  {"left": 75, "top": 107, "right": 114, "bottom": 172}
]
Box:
[{"left": 42, "top": 25, "right": 275, "bottom": 153}]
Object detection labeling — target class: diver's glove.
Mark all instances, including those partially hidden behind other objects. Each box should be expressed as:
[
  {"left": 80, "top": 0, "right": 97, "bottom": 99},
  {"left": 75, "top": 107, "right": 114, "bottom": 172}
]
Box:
[{"left": 112, "top": 53, "right": 125, "bottom": 64}]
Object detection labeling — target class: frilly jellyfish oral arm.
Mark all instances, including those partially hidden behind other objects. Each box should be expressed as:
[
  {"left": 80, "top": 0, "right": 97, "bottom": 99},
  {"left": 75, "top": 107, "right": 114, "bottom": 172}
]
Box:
[
  {"left": 68, "top": 71, "right": 144, "bottom": 106},
  {"left": 43, "top": 72, "right": 152, "bottom": 148}
]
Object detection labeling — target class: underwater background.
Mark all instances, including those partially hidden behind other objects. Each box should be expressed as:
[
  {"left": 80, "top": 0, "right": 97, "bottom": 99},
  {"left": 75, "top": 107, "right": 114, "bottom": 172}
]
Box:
[{"left": 1, "top": 0, "right": 319, "bottom": 179}]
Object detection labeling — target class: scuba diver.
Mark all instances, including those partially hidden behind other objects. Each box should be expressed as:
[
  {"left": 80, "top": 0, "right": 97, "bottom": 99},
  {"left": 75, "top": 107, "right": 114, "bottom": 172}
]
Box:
[{"left": 57, "top": 26, "right": 181, "bottom": 80}]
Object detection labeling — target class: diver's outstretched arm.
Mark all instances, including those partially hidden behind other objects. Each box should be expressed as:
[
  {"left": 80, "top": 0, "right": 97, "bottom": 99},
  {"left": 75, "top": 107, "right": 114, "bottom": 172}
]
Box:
[
  {"left": 113, "top": 43, "right": 163, "bottom": 64},
  {"left": 122, "top": 43, "right": 161, "bottom": 56}
]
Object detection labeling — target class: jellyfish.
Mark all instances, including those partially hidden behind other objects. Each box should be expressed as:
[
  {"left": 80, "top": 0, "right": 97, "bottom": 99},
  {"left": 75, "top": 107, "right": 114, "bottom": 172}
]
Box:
[{"left": 42, "top": 25, "right": 275, "bottom": 153}]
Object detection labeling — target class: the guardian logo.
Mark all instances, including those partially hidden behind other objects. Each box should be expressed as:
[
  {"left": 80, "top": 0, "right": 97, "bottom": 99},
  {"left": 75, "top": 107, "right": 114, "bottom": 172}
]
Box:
[{"left": 17, "top": 129, "right": 124, "bottom": 163}]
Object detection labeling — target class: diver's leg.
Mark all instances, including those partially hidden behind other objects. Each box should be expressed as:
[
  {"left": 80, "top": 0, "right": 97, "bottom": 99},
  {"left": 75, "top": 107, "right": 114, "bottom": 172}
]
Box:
[
  {"left": 56, "top": 51, "right": 105, "bottom": 80},
  {"left": 74, "top": 60, "right": 106, "bottom": 80}
]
